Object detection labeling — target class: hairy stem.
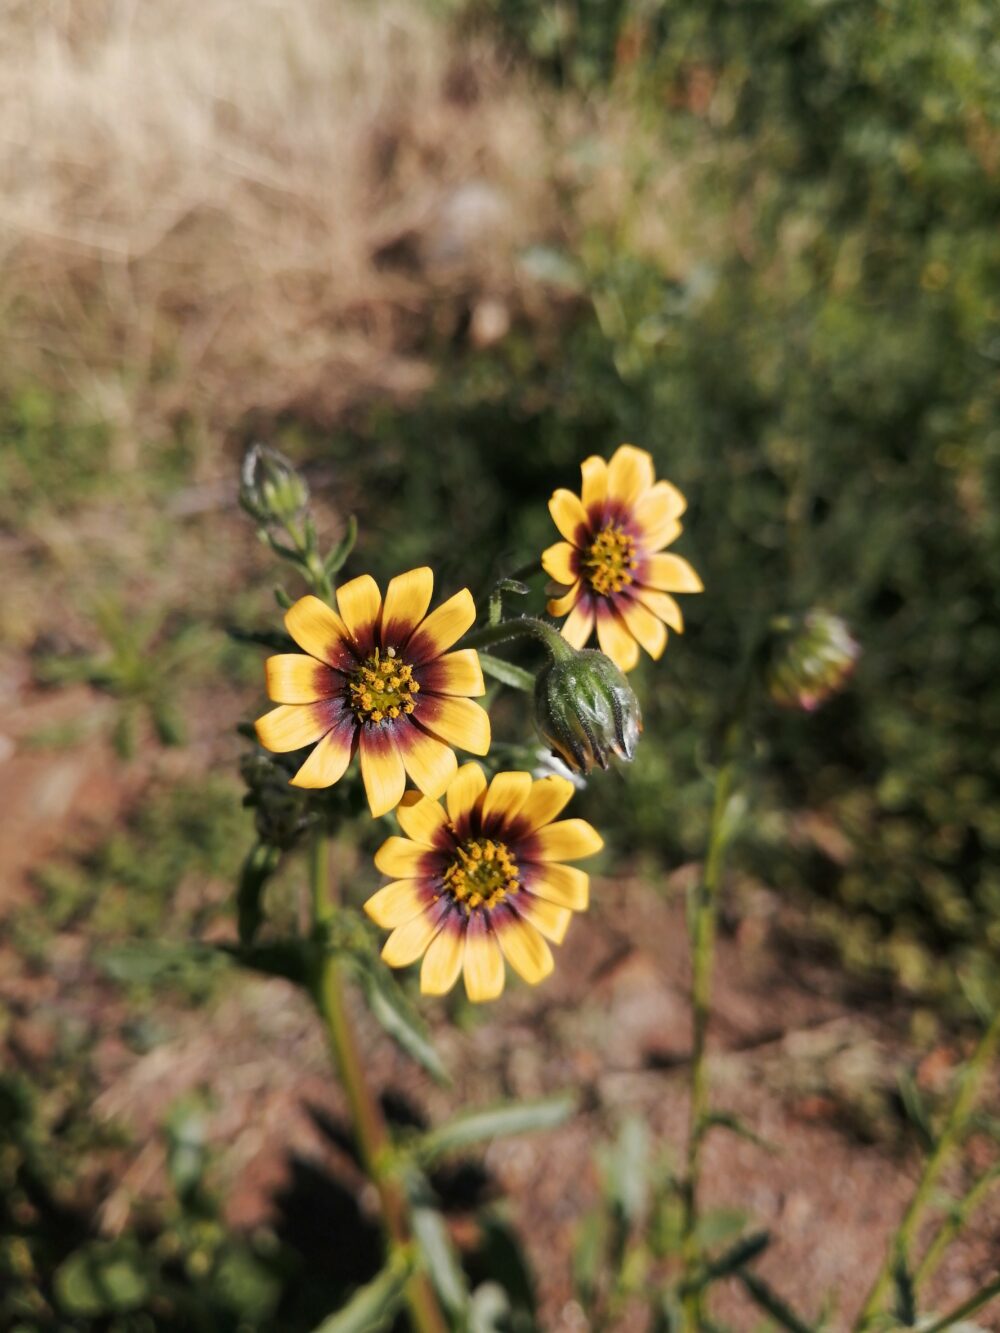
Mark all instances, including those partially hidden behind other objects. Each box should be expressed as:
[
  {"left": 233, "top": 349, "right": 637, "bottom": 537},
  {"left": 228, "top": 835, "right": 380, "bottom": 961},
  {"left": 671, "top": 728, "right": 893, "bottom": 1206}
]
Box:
[{"left": 463, "top": 615, "right": 574, "bottom": 661}]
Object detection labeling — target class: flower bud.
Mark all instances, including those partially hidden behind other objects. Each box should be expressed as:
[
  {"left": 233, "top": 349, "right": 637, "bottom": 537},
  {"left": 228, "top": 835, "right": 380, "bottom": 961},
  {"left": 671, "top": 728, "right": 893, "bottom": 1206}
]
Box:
[
  {"left": 239, "top": 443, "right": 309, "bottom": 529},
  {"left": 765, "top": 611, "right": 859, "bottom": 712},
  {"left": 534, "top": 648, "right": 642, "bottom": 774},
  {"left": 239, "top": 750, "right": 309, "bottom": 849}
]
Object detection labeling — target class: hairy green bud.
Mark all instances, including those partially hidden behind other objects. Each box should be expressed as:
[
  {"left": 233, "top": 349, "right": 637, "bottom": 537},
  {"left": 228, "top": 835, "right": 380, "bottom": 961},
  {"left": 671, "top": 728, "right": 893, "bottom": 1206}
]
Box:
[
  {"left": 765, "top": 610, "right": 859, "bottom": 712},
  {"left": 534, "top": 648, "right": 642, "bottom": 774},
  {"left": 239, "top": 443, "right": 309, "bottom": 529}
]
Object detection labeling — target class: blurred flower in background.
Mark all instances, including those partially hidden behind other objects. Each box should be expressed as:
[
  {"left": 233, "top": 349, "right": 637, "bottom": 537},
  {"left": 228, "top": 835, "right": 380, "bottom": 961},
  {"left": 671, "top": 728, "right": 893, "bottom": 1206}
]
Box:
[{"left": 765, "top": 611, "right": 860, "bottom": 713}]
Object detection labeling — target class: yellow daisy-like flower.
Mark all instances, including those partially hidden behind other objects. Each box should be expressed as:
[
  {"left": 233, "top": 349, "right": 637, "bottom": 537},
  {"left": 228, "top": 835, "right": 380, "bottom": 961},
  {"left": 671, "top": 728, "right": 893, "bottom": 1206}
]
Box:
[
  {"left": 255, "top": 568, "right": 490, "bottom": 817},
  {"left": 365, "top": 763, "right": 602, "bottom": 1001},
  {"left": 542, "top": 443, "right": 703, "bottom": 672}
]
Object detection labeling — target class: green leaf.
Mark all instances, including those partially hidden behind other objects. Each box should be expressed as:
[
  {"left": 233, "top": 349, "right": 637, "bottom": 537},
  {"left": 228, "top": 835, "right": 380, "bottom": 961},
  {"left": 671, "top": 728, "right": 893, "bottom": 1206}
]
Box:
[
  {"left": 274, "top": 584, "right": 294, "bottom": 610},
  {"left": 237, "top": 842, "right": 281, "bottom": 946},
  {"left": 898, "top": 1071, "right": 936, "bottom": 1154},
  {"left": 893, "top": 1254, "right": 916, "bottom": 1326},
  {"left": 682, "top": 1231, "right": 770, "bottom": 1292},
  {"left": 702, "top": 1110, "right": 777, "bottom": 1154},
  {"left": 469, "top": 1282, "right": 513, "bottom": 1333},
  {"left": 220, "top": 938, "right": 313, "bottom": 986},
  {"left": 696, "top": 1207, "right": 750, "bottom": 1251},
  {"left": 311, "top": 1250, "right": 414, "bottom": 1333},
  {"left": 351, "top": 957, "right": 450, "bottom": 1085},
  {"left": 55, "top": 1242, "right": 151, "bottom": 1316},
  {"left": 97, "top": 941, "right": 233, "bottom": 988},
  {"left": 408, "top": 1188, "right": 469, "bottom": 1319},
  {"left": 325, "top": 515, "right": 358, "bottom": 576},
  {"left": 475, "top": 1212, "right": 540, "bottom": 1328},
  {"left": 478, "top": 653, "right": 536, "bottom": 692},
  {"left": 573, "top": 1208, "right": 606, "bottom": 1309},
  {"left": 608, "top": 1115, "right": 650, "bottom": 1228},
  {"left": 419, "top": 1094, "right": 575, "bottom": 1160},
  {"left": 737, "top": 1272, "right": 816, "bottom": 1333}
]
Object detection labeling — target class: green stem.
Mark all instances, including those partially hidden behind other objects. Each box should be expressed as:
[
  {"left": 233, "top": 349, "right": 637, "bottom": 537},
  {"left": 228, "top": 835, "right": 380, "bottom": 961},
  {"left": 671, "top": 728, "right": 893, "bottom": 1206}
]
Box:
[
  {"left": 309, "top": 830, "right": 447, "bottom": 1333},
  {"left": 680, "top": 728, "right": 740, "bottom": 1331},
  {"left": 914, "top": 1162, "right": 1000, "bottom": 1288},
  {"left": 854, "top": 1006, "right": 1000, "bottom": 1330},
  {"left": 915, "top": 1272, "right": 1000, "bottom": 1333},
  {"left": 463, "top": 615, "right": 574, "bottom": 661}
]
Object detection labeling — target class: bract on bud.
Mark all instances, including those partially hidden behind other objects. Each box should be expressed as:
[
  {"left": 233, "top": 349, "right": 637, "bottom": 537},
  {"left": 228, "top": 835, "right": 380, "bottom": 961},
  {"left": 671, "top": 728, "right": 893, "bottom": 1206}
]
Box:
[
  {"left": 534, "top": 647, "right": 642, "bottom": 774},
  {"left": 765, "top": 610, "right": 859, "bottom": 712},
  {"left": 239, "top": 443, "right": 309, "bottom": 529}
]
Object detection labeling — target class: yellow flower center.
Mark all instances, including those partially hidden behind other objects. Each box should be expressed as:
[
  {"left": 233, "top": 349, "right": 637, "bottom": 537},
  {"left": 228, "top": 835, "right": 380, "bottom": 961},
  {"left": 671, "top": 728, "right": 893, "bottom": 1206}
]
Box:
[
  {"left": 442, "top": 837, "right": 520, "bottom": 913},
  {"left": 583, "top": 523, "right": 637, "bottom": 596},
  {"left": 348, "top": 648, "right": 419, "bottom": 725}
]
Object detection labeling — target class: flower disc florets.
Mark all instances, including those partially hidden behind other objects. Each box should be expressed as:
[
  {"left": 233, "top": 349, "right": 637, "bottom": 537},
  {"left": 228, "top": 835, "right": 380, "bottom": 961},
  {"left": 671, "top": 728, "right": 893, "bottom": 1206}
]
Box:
[
  {"left": 348, "top": 649, "right": 419, "bottom": 724},
  {"left": 583, "top": 524, "right": 638, "bottom": 596},
  {"left": 443, "top": 837, "right": 520, "bottom": 912}
]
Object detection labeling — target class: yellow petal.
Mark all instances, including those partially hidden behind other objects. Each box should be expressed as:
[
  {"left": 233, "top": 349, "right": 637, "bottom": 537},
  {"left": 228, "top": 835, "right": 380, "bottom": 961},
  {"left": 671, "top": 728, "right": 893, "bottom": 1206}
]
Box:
[
  {"left": 496, "top": 912, "right": 553, "bottom": 985},
  {"left": 463, "top": 914, "right": 505, "bottom": 1002},
  {"left": 596, "top": 606, "right": 641, "bottom": 672},
  {"left": 607, "top": 444, "right": 655, "bottom": 505},
  {"left": 514, "top": 776, "right": 575, "bottom": 834},
  {"left": 396, "top": 791, "right": 450, "bottom": 845},
  {"left": 642, "top": 553, "right": 703, "bottom": 594},
  {"left": 529, "top": 819, "right": 603, "bottom": 861},
  {"left": 446, "top": 762, "right": 487, "bottom": 825},
  {"left": 541, "top": 542, "right": 578, "bottom": 584},
  {"left": 284, "top": 595, "right": 355, "bottom": 670},
  {"left": 382, "top": 908, "right": 443, "bottom": 968},
  {"left": 617, "top": 598, "right": 668, "bottom": 660},
  {"left": 519, "top": 893, "right": 573, "bottom": 944},
  {"left": 481, "top": 771, "right": 533, "bottom": 831},
  {"left": 374, "top": 835, "right": 431, "bottom": 879},
  {"left": 381, "top": 566, "right": 434, "bottom": 648},
  {"left": 525, "top": 862, "right": 590, "bottom": 911},
  {"left": 289, "top": 723, "right": 354, "bottom": 788},
  {"left": 580, "top": 455, "right": 608, "bottom": 511},
  {"left": 420, "top": 920, "right": 465, "bottom": 996},
  {"left": 634, "top": 586, "right": 684, "bottom": 632},
  {"left": 255, "top": 702, "right": 332, "bottom": 753},
  {"left": 359, "top": 728, "right": 406, "bottom": 817},
  {"left": 561, "top": 599, "right": 594, "bottom": 649},
  {"left": 635, "top": 479, "right": 686, "bottom": 542},
  {"left": 407, "top": 588, "right": 477, "bottom": 664},
  {"left": 419, "top": 696, "right": 491, "bottom": 756},
  {"left": 336, "top": 574, "right": 382, "bottom": 650},
  {"left": 265, "top": 653, "right": 340, "bottom": 704},
  {"left": 548, "top": 488, "right": 589, "bottom": 544},
  {"left": 418, "top": 649, "right": 485, "bottom": 697},
  {"left": 398, "top": 724, "right": 458, "bottom": 799},
  {"left": 547, "top": 582, "right": 582, "bottom": 619},
  {"left": 365, "top": 879, "right": 430, "bottom": 928}
]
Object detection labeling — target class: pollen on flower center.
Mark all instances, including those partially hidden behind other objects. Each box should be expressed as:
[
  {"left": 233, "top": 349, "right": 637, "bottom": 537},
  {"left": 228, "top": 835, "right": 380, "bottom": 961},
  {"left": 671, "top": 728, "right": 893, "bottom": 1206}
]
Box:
[
  {"left": 348, "top": 647, "right": 420, "bottom": 725},
  {"left": 583, "top": 524, "right": 637, "bottom": 596},
  {"left": 442, "top": 837, "right": 520, "bottom": 913}
]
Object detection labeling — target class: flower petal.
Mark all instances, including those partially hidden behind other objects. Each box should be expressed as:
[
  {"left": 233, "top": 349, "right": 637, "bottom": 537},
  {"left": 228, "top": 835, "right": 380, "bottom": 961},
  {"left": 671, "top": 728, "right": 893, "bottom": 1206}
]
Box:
[
  {"left": 633, "top": 586, "right": 684, "bottom": 632},
  {"left": 526, "top": 819, "right": 603, "bottom": 861},
  {"left": 289, "top": 720, "right": 355, "bottom": 788},
  {"left": 337, "top": 574, "right": 382, "bottom": 654},
  {"left": 561, "top": 598, "right": 595, "bottom": 649},
  {"left": 580, "top": 455, "right": 608, "bottom": 512},
  {"left": 417, "top": 649, "right": 485, "bottom": 698},
  {"left": 617, "top": 596, "right": 668, "bottom": 660},
  {"left": 510, "top": 776, "right": 575, "bottom": 835},
  {"left": 395, "top": 791, "right": 450, "bottom": 846},
  {"left": 548, "top": 488, "right": 590, "bottom": 544},
  {"left": 418, "top": 696, "right": 491, "bottom": 756},
  {"left": 634, "top": 479, "right": 687, "bottom": 542},
  {"left": 359, "top": 726, "right": 406, "bottom": 817},
  {"left": 463, "top": 913, "right": 505, "bottom": 1002},
  {"left": 481, "top": 771, "right": 533, "bottom": 834},
  {"left": 374, "top": 834, "right": 434, "bottom": 879},
  {"left": 523, "top": 862, "right": 590, "bottom": 911},
  {"left": 547, "top": 583, "right": 582, "bottom": 619},
  {"left": 494, "top": 908, "right": 553, "bottom": 985},
  {"left": 398, "top": 723, "right": 458, "bottom": 799},
  {"left": 265, "top": 653, "right": 342, "bottom": 703},
  {"left": 420, "top": 916, "right": 466, "bottom": 996},
  {"left": 255, "top": 701, "right": 335, "bottom": 753},
  {"left": 642, "top": 553, "right": 704, "bottom": 594},
  {"left": 382, "top": 901, "right": 446, "bottom": 968},
  {"left": 541, "top": 542, "right": 578, "bottom": 584},
  {"left": 596, "top": 604, "right": 641, "bottom": 672},
  {"left": 284, "top": 595, "right": 356, "bottom": 671},
  {"left": 446, "top": 762, "right": 487, "bottom": 827},
  {"left": 365, "top": 879, "right": 433, "bottom": 929},
  {"left": 406, "top": 588, "right": 477, "bottom": 664},
  {"left": 607, "top": 444, "right": 655, "bottom": 505},
  {"left": 381, "top": 566, "right": 434, "bottom": 649},
  {"left": 518, "top": 892, "right": 573, "bottom": 944}
]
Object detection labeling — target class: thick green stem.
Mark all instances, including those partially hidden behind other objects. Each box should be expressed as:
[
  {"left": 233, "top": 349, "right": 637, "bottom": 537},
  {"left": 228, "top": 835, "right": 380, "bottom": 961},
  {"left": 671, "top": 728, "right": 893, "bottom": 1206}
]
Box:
[
  {"left": 680, "top": 733, "right": 740, "bottom": 1331},
  {"left": 309, "top": 831, "right": 447, "bottom": 1333},
  {"left": 463, "top": 615, "right": 574, "bottom": 661},
  {"left": 854, "top": 1005, "right": 1000, "bottom": 1330}
]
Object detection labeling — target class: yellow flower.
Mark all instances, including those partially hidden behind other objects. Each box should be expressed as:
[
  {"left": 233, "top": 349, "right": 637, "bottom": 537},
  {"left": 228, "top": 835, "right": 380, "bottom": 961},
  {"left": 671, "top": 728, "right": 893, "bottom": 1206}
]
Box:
[
  {"left": 542, "top": 444, "right": 703, "bottom": 672},
  {"left": 255, "top": 568, "right": 490, "bottom": 817},
  {"left": 365, "top": 763, "right": 602, "bottom": 1001}
]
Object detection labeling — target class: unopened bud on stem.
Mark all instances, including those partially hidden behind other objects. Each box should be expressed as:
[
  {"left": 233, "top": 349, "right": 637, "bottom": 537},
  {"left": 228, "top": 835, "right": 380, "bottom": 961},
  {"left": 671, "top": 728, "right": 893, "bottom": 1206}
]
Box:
[
  {"left": 765, "top": 610, "right": 859, "bottom": 712},
  {"left": 239, "top": 443, "right": 310, "bottom": 530},
  {"left": 534, "top": 647, "right": 642, "bottom": 774}
]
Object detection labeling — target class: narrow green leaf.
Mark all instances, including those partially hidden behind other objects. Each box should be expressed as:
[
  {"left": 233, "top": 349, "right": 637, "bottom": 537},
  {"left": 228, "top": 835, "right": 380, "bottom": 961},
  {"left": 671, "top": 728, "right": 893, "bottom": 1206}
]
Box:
[
  {"left": 409, "top": 1197, "right": 469, "bottom": 1319},
  {"left": 478, "top": 653, "right": 536, "bottom": 692},
  {"left": 97, "top": 941, "right": 233, "bottom": 988},
  {"left": 311, "top": 1250, "right": 414, "bottom": 1333},
  {"left": 893, "top": 1254, "right": 916, "bottom": 1326},
  {"left": 898, "top": 1071, "right": 936, "bottom": 1154},
  {"left": 681, "top": 1231, "right": 770, "bottom": 1293},
  {"left": 738, "top": 1271, "right": 816, "bottom": 1333},
  {"left": 469, "top": 1282, "right": 513, "bottom": 1333},
  {"left": 237, "top": 842, "right": 281, "bottom": 945},
  {"left": 219, "top": 939, "right": 313, "bottom": 986},
  {"left": 419, "top": 1094, "right": 575, "bottom": 1160},
  {"left": 702, "top": 1110, "right": 777, "bottom": 1154},
  {"left": 325, "top": 515, "right": 358, "bottom": 576},
  {"left": 274, "top": 584, "right": 294, "bottom": 610},
  {"left": 352, "top": 958, "right": 450, "bottom": 1086},
  {"left": 609, "top": 1116, "right": 650, "bottom": 1228}
]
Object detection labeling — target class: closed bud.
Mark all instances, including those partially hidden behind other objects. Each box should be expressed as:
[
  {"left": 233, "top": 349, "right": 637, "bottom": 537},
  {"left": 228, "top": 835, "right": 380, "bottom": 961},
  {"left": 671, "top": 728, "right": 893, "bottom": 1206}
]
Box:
[
  {"left": 534, "top": 647, "right": 642, "bottom": 774},
  {"left": 239, "top": 443, "right": 309, "bottom": 529},
  {"left": 765, "top": 610, "right": 859, "bottom": 712},
  {"left": 239, "top": 750, "right": 309, "bottom": 849}
]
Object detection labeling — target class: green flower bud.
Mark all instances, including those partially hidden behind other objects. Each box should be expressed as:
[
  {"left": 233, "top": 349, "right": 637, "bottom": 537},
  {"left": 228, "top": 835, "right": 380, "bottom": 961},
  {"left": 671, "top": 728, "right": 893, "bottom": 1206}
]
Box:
[
  {"left": 534, "top": 647, "right": 642, "bottom": 774},
  {"left": 239, "top": 443, "right": 309, "bottom": 529},
  {"left": 239, "top": 750, "right": 309, "bottom": 849},
  {"left": 765, "top": 610, "right": 859, "bottom": 712}
]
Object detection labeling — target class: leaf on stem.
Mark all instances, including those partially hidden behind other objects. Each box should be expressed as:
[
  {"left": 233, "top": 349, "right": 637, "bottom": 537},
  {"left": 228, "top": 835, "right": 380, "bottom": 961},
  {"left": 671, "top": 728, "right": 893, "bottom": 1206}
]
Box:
[
  {"left": 419, "top": 1094, "right": 575, "bottom": 1160},
  {"left": 478, "top": 652, "right": 536, "bottom": 692},
  {"left": 310, "top": 1249, "right": 415, "bottom": 1333},
  {"left": 351, "top": 956, "right": 450, "bottom": 1086}
]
